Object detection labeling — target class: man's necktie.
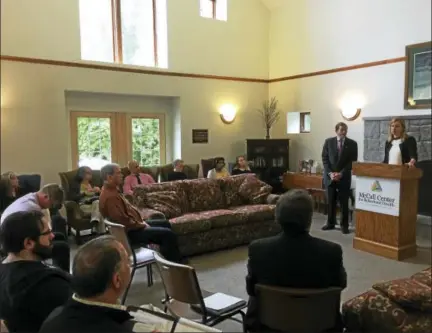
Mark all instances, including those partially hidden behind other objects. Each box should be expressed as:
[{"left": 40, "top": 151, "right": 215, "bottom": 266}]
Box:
[
  {"left": 135, "top": 174, "right": 142, "bottom": 185},
  {"left": 337, "top": 140, "right": 342, "bottom": 153}
]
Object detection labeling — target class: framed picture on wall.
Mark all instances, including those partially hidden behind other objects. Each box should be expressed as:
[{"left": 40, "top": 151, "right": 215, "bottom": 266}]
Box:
[{"left": 404, "top": 41, "right": 432, "bottom": 109}]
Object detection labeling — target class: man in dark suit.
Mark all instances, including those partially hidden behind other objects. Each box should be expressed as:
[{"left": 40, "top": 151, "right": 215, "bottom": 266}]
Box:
[
  {"left": 245, "top": 189, "right": 347, "bottom": 331},
  {"left": 322, "top": 122, "right": 358, "bottom": 234}
]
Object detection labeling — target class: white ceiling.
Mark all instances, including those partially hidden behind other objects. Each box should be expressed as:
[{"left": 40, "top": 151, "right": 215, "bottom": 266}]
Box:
[{"left": 261, "top": 0, "right": 286, "bottom": 10}]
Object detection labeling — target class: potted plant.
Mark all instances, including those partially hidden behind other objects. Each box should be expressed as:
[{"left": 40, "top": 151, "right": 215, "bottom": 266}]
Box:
[{"left": 257, "top": 97, "right": 280, "bottom": 139}]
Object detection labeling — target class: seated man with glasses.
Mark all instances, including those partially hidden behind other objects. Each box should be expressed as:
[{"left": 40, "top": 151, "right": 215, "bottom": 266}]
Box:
[
  {"left": 0, "top": 184, "right": 71, "bottom": 272},
  {"left": 0, "top": 211, "right": 72, "bottom": 333}
]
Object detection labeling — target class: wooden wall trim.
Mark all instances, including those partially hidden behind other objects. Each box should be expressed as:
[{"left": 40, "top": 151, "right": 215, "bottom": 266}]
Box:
[
  {"left": 269, "top": 57, "right": 407, "bottom": 83},
  {"left": 0, "top": 54, "right": 407, "bottom": 84},
  {"left": 0, "top": 55, "right": 268, "bottom": 83}
]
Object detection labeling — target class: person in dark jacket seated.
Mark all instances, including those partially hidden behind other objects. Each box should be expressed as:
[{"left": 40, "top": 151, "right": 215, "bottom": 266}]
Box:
[
  {"left": 167, "top": 159, "right": 188, "bottom": 181},
  {"left": 231, "top": 155, "right": 253, "bottom": 175},
  {"left": 245, "top": 189, "right": 347, "bottom": 332},
  {"left": 0, "top": 211, "right": 72, "bottom": 333},
  {"left": 40, "top": 236, "right": 135, "bottom": 333}
]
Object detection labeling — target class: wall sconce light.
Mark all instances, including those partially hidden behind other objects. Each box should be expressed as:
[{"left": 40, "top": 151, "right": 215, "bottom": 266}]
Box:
[
  {"left": 341, "top": 108, "right": 361, "bottom": 121},
  {"left": 219, "top": 104, "right": 237, "bottom": 124}
]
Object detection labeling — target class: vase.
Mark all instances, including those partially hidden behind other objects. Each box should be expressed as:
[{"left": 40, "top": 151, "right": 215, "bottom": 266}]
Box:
[{"left": 265, "top": 128, "right": 270, "bottom": 139}]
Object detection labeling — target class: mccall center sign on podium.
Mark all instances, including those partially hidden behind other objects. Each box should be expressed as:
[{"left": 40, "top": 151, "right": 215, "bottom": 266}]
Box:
[{"left": 355, "top": 178, "right": 401, "bottom": 217}]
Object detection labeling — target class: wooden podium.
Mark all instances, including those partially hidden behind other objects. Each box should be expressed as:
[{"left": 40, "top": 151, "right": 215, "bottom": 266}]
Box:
[{"left": 352, "top": 162, "right": 423, "bottom": 261}]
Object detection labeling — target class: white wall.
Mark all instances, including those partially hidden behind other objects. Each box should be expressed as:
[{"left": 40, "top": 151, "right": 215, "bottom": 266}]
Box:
[
  {"left": 0, "top": 0, "right": 270, "bottom": 183},
  {"left": 269, "top": 0, "right": 432, "bottom": 169}
]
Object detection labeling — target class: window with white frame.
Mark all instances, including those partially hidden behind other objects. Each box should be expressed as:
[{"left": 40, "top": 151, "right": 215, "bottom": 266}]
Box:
[
  {"left": 287, "top": 112, "right": 311, "bottom": 134},
  {"left": 200, "top": 0, "right": 227, "bottom": 21},
  {"left": 79, "top": 0, "right": 168, "bottom": 68}
]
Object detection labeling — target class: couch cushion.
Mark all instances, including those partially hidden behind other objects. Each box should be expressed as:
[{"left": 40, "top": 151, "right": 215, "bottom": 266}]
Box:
[
  {"left": 238, "top": 175, "right": 272, "bottom": 204},
  {"left": 373, "top": 277, "right": 432, "bottom": 312},
  {"left": 138, "top": 191, "right": 182, "bottom": 219},
  {"left": 134, "top": 181, "right": 189, "bottom": 213},
  {"left": 219, "top": 174, "right": 250, "bottom": 206},
  {"left": 229, "top": 204, "right": 275, "bottom": 223},
  {"left": 411, "top": 267, "right": 432, "bottom": 286},
  {"left": 169, "top": 213, "right": 213, "bottom": 235},
  {"left": 183, "top": 178, "right": 226, "bottom": 212}
]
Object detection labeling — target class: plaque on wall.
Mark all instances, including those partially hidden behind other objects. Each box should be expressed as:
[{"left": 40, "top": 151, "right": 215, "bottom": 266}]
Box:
[{"left": 192, "top": 129, "right": 209, "bottom": 144}]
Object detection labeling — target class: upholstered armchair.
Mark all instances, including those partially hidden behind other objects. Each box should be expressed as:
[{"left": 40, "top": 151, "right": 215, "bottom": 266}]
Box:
[{"left": 58, "top": 169, "right": 103, "bottom": 244}]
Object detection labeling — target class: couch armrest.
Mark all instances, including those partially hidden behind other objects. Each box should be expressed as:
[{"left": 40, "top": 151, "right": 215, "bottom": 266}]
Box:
[
  {"left": 140, "top": 208, "right": 166, "bottom": 220},
  {"left": 64, "top": 200, "right": 84, "bottom": 220},
  {"left": 266, "top": 194, "right": 280, "bottom": 204}
]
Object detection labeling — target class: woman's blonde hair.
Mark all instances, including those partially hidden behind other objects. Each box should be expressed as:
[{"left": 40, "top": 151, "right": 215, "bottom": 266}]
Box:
[
  {"left": 388, "top": 118, "right": 408, "bottom": 142},
  {"left": 1, "top": 171, "right": 17, "bottom": 180}
]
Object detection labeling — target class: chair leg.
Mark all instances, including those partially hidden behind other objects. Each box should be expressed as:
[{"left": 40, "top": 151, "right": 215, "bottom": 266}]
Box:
[
  {"left": 75, "top": 230, "right": 83, "bottom": 245},
  {"left": 147, "top": 264, "right": 154, "bottom": 287},
  {"left": 121, "top": 266, "right": 136, "bottom": 305}
]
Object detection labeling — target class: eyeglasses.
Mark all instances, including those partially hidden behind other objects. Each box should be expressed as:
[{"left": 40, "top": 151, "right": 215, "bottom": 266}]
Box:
[{"left": 39, "top": 229, "right": 53, "bottom": 236}]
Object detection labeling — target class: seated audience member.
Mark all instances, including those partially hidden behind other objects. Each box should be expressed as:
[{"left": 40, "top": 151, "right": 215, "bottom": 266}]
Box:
[
  {"left": 123, "top": 160, "right": 155, "bottom": 195},
  {"left": 231, "top": 155, "right": 253, "bottom": 175},
  {"left": 167, "top": 159, "right": 187, "bottom": 181},
  {"left": 99, "top": 164, "right": 184, "bottom": 263},
  {"left": 207, "top": 157, "right": 230, "bottom": 179},
  {"left": 1, "top": 184, "right": 71, "bottom": 272},
  {"left": 40, "top": 236, "right": 135, "bottom": 333},
  {"left": 245, "top": 189, "right": 347, "bottom": 332},
  {"left": 70, "top": 166, "right": 104, "bottom": 233},
  {"left": 0, "top": 211, "right": 72, "bottom": 333},
  {"left": 0, "top": 175, "right": 17, "bottom": 214}
]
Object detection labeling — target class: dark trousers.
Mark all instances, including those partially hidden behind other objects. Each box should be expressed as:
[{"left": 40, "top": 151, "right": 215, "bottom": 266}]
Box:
[
  {"left": 51, "top": 215, "right": 70, "bottom": 272},
  {"left": 327, "top": 183, "right": 350, "bottom": 228},
  {"left": 127, "top": 220, "right": 182, "bottom": 263}
]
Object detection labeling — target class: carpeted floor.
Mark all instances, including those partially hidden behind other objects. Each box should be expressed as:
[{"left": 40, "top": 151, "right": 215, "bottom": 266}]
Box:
[
  {"left": 117, "top": 214, "right": 431, "bottom": 332},
  {"left": 70, "top": 214, "right": 431, "bottom": 332}
]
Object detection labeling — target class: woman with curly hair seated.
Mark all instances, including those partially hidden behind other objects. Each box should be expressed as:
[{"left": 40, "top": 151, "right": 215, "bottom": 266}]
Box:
[
  {"left": 70, "top": 166, "right": 105, "bottom": 234},
  {"left": 207, "top": 157, "right": 230, "bottom": 179}
]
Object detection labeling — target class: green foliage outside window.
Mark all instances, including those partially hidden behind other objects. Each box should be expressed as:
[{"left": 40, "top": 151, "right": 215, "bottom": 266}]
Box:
[
  {"left": 132, "top": 118, "right": 160, "bottom": 166},
  {"left": 77, "top": 117, "right": 112, "bottom": 163}
]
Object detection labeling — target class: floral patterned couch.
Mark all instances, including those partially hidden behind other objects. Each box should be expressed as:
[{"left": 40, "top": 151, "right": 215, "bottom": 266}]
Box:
[
  {"left": 133, "top": 174, "right": 281, "bottom": 256},
  {"left": 342, "top": 267, "right": 432, "bottom": 332}
]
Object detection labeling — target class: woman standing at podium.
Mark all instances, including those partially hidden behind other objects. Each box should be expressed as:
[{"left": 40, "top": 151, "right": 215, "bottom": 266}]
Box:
[{"left": 383, "top": 118, "right": 418, "bottom": 167}]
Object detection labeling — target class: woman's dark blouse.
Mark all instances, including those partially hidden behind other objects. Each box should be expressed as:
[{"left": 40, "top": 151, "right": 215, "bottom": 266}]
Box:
[{"left": 231, "top": 168, "right": 253, "bottom": 176}]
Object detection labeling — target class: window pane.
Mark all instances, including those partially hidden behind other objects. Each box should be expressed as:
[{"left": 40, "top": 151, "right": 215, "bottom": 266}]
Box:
[
  {"left": 77, "top": 117, "right": 112, "bottom": 170},
  {"left": 216, "top": 0, "right": 227, "bottom": 21},
  {"left": 121, "top": 0, "right": 155, "bottom": 67},
  {"left": 200, "top": 0, "right": 213, "bottom": 18},
  {"left": 131, "top": 118, "right": 161, "bottom": 166},
  {"left": 79, "top": 0, "right": 114, "bottom": 62},
  {"left": 155, "top": 0, "right": 168, "bottom": 68}
]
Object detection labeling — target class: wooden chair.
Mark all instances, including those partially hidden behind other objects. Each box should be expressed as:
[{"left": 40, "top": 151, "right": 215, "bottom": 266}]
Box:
[
  {"left": 153, "top": 252, "right": 247, "bottom": 331},
  {"left": 307, "top": 188, "right": 328, "bottom": 214},
  {"left": 255, "top": 284, "right": 342, "bottom": 332},
  {"left": 104, "top": 220, "right": 156, "bottom": 305}
]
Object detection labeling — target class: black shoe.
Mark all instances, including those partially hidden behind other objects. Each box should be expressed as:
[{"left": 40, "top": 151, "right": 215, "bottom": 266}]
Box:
[
  {"left": 341, "top": 227, "right": 350, "bottom": 234},
  {"left": 322, "top": 224, "right": 335, "bottom": 231}
]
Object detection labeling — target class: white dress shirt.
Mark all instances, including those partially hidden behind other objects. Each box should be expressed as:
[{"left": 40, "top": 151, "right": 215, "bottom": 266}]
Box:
[{"left": 388, "top": 139, "right": 403, "bottom": 165}]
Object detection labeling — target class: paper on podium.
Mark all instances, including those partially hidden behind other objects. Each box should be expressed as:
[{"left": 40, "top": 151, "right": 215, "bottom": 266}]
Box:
[{"left": 203, "top": 293, "right": 244, "bottom": 312}]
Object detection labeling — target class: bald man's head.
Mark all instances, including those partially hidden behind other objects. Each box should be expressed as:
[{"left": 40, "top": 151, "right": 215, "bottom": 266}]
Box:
[{"left": 72, "top": 236, "right": 131, "bottom": 299}]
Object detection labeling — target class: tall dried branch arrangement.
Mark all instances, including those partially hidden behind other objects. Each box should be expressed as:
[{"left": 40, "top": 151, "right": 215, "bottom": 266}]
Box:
[{"left": 256, "top": 97, "right": 280, "bottom": 138}]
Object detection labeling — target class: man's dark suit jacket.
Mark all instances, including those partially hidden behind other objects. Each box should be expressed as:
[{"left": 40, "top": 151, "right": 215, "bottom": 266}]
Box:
[
  {"left": 322, "top": 137, "right": 358, "bottom": 188},
  {"left": 245, "top": 232, "right": 347, "bottom": 330},
  {"left": 383, "top": 136, "right": 418, "bottom": 164}
]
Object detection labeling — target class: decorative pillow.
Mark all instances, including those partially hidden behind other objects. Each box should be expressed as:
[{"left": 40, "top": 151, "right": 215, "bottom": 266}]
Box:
[
  {"left": 373, "top": 277, "right": 432, "bottom": 312},
  {"left": 140, "top": 191, "right": 182, "bottom": 219},
  {"left": 238, "top": 175, "right": 272, "bottom": 205}
]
